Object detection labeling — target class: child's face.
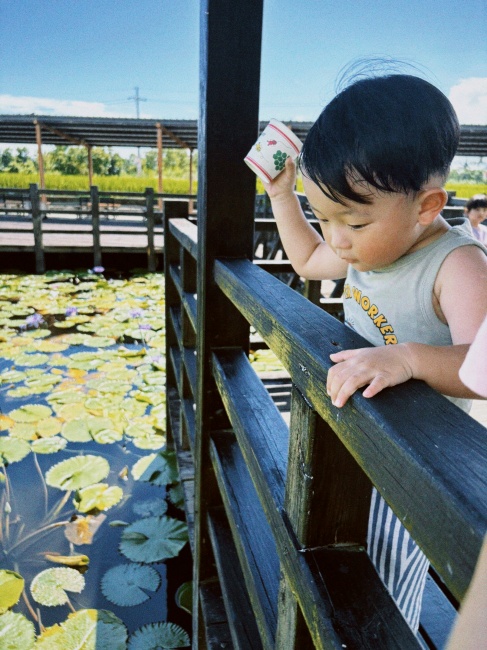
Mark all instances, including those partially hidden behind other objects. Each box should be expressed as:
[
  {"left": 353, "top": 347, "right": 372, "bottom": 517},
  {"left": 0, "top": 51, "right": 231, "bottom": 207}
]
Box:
[
  {"left": 303, "top": 176, "right": 428, "bottom": 272},
  {"left": 467, "top": 206, "right": 487, "bottom": 229}
]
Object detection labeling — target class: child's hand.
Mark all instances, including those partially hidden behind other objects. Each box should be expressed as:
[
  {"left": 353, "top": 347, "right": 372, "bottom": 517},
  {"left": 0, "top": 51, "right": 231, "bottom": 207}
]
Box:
[
  {"left": 265, "top": 156, "right": 297, "bottom": 203},
  {"left": 327, "top": 344, "right": 414, "bottom": 408}
]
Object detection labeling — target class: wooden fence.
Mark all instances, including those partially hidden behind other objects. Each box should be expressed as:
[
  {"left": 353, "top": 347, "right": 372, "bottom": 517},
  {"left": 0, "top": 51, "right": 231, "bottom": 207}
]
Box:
[
  {"left": 165, "top": 209, "right": 486, "bottom": 649},
  {"left": 0, "top": 185, "right": 195, "bottom": 272},
  {"left": 163, "top": 1, "right": 487, "bottom": 648}
]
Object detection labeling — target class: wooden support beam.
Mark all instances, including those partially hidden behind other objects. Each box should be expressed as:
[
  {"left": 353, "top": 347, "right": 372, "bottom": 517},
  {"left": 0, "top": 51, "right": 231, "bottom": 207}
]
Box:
[
  {"left": 34, "top": 120, "right": 46, "bottom": 191},
  {"left": 90, "top": 185, "right": 101, "bottom": 267},
  {"left": 30, "top": 183, "right": 45, "bottom": 273},
  {"left": 156, "top": 123, "right": 164, "bottom": 209},
  {"left": 194, "top": 0, "right": 264, "bottom": 643},
  {"left": 189, "top": 148, "right": 194, "bottom": 212},
  {"left": 87, "top": 145, "right": 93, "bottom": 188}
]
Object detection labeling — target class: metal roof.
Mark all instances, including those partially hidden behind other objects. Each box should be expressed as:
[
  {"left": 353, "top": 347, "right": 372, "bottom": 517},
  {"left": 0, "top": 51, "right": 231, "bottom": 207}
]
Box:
[{"left": 0, "top": 115, "right": 486, "bottom": 156}]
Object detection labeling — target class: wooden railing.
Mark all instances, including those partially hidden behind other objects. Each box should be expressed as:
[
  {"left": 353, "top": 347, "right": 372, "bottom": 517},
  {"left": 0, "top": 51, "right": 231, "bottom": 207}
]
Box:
[
  {"left": 0, "top": 185, "right": 196, "bottom": 272},
  {"left": 164, "top": 214, "right": 486, "bottom": 649}
]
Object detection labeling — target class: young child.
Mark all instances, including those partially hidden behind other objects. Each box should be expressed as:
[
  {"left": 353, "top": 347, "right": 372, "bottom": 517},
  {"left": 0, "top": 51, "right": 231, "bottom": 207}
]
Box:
[
  {"left": 265, "top": 73, "right": 487, "bottom": 632},
  {"left": 464, "top": 194, "right": 487, "bottom": 244}
]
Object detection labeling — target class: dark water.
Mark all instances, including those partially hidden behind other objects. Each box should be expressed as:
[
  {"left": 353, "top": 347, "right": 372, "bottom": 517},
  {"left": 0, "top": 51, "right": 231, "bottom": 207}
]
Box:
[{"left": 0, "top": 272, "right": 192, "bottom": 643}]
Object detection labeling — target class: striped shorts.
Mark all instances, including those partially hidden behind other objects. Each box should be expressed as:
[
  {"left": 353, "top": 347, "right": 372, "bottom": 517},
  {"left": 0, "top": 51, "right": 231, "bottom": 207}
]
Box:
[{"left": 367, "top": 488, "right": 430, "bottom": 632}]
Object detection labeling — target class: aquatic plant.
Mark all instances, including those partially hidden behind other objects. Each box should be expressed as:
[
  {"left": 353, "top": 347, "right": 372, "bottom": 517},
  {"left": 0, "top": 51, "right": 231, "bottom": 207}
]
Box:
[{"left": 0, "top": 271, "right": 191, "bottom": 648}]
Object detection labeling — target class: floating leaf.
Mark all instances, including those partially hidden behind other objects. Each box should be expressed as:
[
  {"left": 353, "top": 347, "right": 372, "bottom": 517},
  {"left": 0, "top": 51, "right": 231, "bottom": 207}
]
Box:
[
  {"left": 0, "top": 611, "right": 35, "bottom": 650},
  {"left": 0, "top": 369, "right": 26, "bottom": 384},
  {"left": 127, "top": 622, "right": 190, "bottom": 649},
  {"left": 0, "top": 570, "right": 24, "bottom": 613},
  {"left": 0, "top": 437, "right": 31, "bottom": 464},
  {"left": 43, "top": 553, "right": 90, "bottom": 568},
  {"left": 131, "top": 450, "right": 179, "bottom": 486},
  {"left": 14, "top": 352, "right": 49, "bottom": 366},
  {"left": 175, "top": 581, "right": 193, "bottom": 615},
  {"left": 31, "top": 436, "right": 67, "bottom": 454},
  {"left": 46, "top": 455, "right": 110, "bottom": 490},
  {"left": 168, "top": 483, "right": 185, "bottom": 509},
  {"left": 119, "top": 516, "right": 188, "bottom": 563},
  {"left": 133, "top": 498, "right": 168, "bottom": 518},
  {"left": 8, "top": 404, "right": 52, "bottom": 422},
  {"left": 74, "top": 484, "right": 124, "bottom": 513},
  {"left": 35, "top": 609, "right": 127, "bottom": 650},
  {"left": 64, "top": 514, "right": 107, "bottom": 545},
  {"left": 101, "top": 564, "right": 161, "bottom": 606},
  {"left": 30, "top": 567, "right": 85, "bottom": 606}
]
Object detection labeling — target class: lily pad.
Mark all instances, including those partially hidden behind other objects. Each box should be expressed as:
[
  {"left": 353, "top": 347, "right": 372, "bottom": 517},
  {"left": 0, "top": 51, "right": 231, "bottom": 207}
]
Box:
[
  {"left": 175, "top": 581, "right": 193, "bottom": 615},
  {"left": 74, "top": 483, "right": 124, "bottom": 513},
  {"left": 14, "top": 352, "right": 49, "bottom": 367},
  {"left": 132, "top": 497, "right": 168, "bottom": 518},
  {"left": 0, "top": 437, "right": 31, "bottom": 464},
  {"left": 101, "top": 564, "right": 160, "bottom": 606},
  {"left": 35, "top": 609, "right": 127, "bottom": 650},
  {"left": 0, "top": 570, "right": 24, "bottom": 613},
  {"left": 131, "top": 450, "right": 179, "bottom": 486},
  {"left": 30, "top": 567, "right": 85, "bottom": 606},
  {"left": 127, "top": 622, "right": 190, "bottom": 649},
  {"left": 8, "top": 404, "right": 52, "bottom": 422},
  {"left": 46, "top": 455, "right": 110, "bottom": 491},
  {"left": 119, "top": 516, "right": 188, "bottom": 563},
  {"left": 0, "top": 611, "right": 35, "bottom": 650},
  {"left": 31, "top": 436, "right": 68, "bottom": 454}
]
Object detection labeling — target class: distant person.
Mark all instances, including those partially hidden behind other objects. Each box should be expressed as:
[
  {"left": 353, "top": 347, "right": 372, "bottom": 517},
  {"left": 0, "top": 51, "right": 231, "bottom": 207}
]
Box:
[
  {"left": 264, "top": 71, "right": 487, "bottom": 632},
  {"left": 464, "top": 194, "right": 487, "bottom": 244}
]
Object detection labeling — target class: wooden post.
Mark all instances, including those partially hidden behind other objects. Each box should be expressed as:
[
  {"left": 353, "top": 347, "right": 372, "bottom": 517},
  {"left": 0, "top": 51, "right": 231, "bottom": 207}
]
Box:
[
  {"left": 87, "top": 145, "right": 93, "bottom": 188},
  {"left": 145, "top": 187, "right": 156, "bottom": 272},
  {"left": 195, "top": 0, "right": 264, "bottom": 644},
  {"left": 303, "top": 279, "right": 322, "bottom": 306},
  {"left": 90, "top": 185, "right": 101, "bottom": 268},
  {"left": 189, "top": 148, "right": 194, "bottom": 213},
  {"left": 275, "top": 386, "right": 372, "bottom": 646},
  {"left": 30, "top": 183, "right": 45, "bottom": 274},
  {"left": 156, "top": 123, "right": 163, "bottom": 211},
  {"left": 34, "top": 120, "right": 45, "bottom": 192}
]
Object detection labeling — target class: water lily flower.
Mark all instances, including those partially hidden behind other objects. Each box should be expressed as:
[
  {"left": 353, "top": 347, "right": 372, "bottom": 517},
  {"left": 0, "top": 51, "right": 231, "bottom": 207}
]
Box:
[
  {"left": 24, "top": 313, "right": 45, "bottom": 328},
  {"left": 65, "top": 306, "right": 78, "bottom": 317},
  {"left": 129, "top": 308, "right": 144, "bottom": 319},
  {"left": 88, "top": 266, "right": 105, "bottom": 274},
  {"left": 139, "top": 324, "right": 152, "bottom": 331}
]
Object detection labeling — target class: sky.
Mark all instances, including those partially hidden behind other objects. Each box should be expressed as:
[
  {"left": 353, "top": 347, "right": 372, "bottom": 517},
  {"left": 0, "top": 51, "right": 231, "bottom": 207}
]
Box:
[{"left": 0, "top": 0, "right": 486, "bottom": 160}]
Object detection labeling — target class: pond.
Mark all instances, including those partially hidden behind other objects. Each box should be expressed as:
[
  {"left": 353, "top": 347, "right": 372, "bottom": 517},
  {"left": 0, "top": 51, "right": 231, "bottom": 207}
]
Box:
[{"left": 0, "top": 270, "right": 192, "bottom": 649}]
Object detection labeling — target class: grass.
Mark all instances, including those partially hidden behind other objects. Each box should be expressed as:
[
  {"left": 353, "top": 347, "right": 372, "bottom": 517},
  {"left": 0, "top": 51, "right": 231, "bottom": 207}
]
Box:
[
  {"left": 1, "top": 173, "right": 485, "bottom": 201},
  {"left": 0, "top": 173, "right": 195, "bottom": 194}
]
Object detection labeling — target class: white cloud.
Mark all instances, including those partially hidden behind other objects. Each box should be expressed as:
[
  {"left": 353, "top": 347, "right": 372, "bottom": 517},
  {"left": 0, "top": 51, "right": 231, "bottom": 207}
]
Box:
[
  {"left": 449, "top": 78, "right": 487, "bottom": 125},
  {"left": 0, "top": 94, "right": 146, "bottom": 118}
]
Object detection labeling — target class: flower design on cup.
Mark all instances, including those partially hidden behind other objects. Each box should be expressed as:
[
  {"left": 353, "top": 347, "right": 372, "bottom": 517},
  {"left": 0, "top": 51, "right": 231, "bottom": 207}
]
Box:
[{"left": 273, "top": 150, "right": 288, "bottom": 171}]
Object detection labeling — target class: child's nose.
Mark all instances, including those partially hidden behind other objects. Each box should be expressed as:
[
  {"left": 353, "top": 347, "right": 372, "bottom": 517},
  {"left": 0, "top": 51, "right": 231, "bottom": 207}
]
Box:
[{"left": 330, "top": 226, "right": 351, "bottom": 250}]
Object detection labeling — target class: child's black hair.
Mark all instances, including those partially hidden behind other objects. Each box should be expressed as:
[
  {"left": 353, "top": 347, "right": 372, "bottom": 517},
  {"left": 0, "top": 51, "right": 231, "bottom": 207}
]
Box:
[
  {"left": 300, "top": 74, "right": 460, "bottom": 205},
  {"left": 465, "top": 196, "right": 487, "bottom": 212}
]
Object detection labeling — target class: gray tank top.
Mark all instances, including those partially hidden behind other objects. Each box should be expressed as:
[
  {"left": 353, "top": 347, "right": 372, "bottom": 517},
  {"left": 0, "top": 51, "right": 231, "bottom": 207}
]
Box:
[{"left": 342, "top": 218, "right": 486, "bottom": 410}]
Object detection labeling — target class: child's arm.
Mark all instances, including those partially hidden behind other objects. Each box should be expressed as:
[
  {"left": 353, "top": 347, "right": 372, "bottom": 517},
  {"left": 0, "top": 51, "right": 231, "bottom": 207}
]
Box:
[
  {"left": 266, "top": 158, "right": 349, "bottom": 280},
  {"left": 327, "top": 244, "right": 487, "bottom": 407}
]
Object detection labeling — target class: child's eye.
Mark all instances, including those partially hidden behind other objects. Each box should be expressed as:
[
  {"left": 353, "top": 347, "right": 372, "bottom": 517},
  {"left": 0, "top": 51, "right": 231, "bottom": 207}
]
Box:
[{"left": 348, "top": 223, "right": 366, "bottom": 230}]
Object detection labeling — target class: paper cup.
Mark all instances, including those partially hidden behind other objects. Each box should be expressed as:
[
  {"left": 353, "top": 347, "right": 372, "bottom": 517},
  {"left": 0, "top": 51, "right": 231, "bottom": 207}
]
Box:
[{"left": 244, "top": 119, "right": 303, "bottom": 184}]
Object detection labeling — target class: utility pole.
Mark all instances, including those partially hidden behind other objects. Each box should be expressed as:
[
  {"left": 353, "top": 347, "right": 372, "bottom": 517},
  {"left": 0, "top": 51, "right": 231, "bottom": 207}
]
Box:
[
  {"left": 128, "top": 87, "right": 147, "bottom": 175},
  {"left": 128, "top": 86, "right": 147, "bottom": 119}
]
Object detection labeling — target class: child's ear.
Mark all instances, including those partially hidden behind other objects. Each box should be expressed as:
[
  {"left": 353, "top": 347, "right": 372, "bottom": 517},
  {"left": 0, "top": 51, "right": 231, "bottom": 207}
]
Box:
[{"left": 417, "top": 188, "right": 448, "bottom": 225}]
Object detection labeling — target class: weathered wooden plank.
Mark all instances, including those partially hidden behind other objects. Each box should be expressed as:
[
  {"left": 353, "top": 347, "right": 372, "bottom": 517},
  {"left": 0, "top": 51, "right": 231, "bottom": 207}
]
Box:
[
  {"left": 209, "top": 432, "right": 279, "bottom": 649},
  {"left": 208, "top": 507, "right": 264, "bottom": 649},
  {"left": 29, "top": 184, "right": 45, "bottom": 273},
  {"left": 145, "top": 187, "right": 156, "bottom": 272},
  {"left": 183, "top": 347, "right": 197, "bottom": 400},
  {"left": 91, "top": 185, "right": 101, "bottom": 268},
  {"left": 214, "top": 258, "right": 487, "bottom": 601},
  {"left": 200, "top": 579, "right": 235, "bottom": 649},
  {"left": 194, "top": 0, "right": 263, "bottom": 643},
  {"left": 168, "top": 217, "right": 198, "bottom": 259}
]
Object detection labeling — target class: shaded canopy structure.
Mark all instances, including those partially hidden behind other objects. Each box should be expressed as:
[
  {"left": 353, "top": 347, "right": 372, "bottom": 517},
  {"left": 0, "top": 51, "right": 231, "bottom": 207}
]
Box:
[{"left": 0, "top": 114, "right": 486, "bottom": 190}]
